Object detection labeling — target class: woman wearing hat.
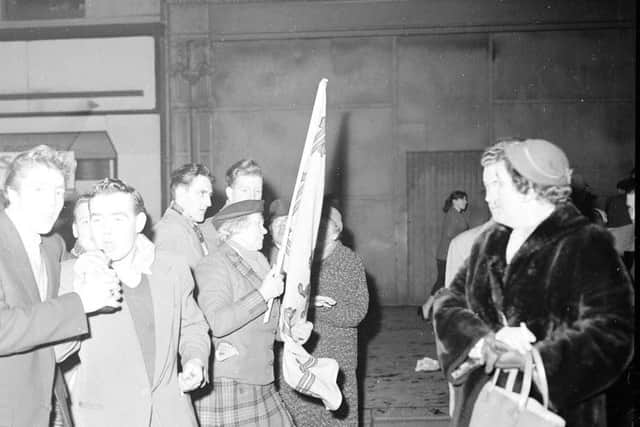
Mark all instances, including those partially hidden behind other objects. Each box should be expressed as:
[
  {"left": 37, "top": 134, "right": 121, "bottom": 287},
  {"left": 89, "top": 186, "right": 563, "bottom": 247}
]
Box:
[
  {"left": 432, "top": 139, "right": 633, "bottom": 427},
  {"left": 277, "top": 202, "right": 369, "bottom": 426},
  {"left": 193, "top": 199, "right": 295, "bottom": 426}
]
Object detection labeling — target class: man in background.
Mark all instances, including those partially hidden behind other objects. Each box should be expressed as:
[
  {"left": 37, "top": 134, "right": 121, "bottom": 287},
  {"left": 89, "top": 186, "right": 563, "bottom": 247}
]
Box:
[
  {"left": 154, "top": 163, "right": 214, "bottom": 270},
  {"left": 201, "top": 159, "right": 263, "bottom": 248}
]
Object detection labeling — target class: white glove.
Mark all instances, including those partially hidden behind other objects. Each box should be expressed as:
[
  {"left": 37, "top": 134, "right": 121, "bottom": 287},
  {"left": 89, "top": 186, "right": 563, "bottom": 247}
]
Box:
[{"left": 495, "top": 322, "right": 536, "bottom": 354}]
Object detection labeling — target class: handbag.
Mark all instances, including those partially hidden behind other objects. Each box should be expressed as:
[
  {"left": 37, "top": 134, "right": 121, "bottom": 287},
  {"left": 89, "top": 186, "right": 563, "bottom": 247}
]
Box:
[{"left": 469, "top": 347, "right": 565, "bottom": 427}]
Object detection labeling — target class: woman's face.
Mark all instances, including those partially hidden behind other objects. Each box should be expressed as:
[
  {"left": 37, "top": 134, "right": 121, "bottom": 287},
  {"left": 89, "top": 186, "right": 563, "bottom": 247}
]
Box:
[
  {"left": 453, "top": 197, "right": 468, "bottom": 212},
  {"left": 231, "top": 213, "right": 267, "bottom": 251}
]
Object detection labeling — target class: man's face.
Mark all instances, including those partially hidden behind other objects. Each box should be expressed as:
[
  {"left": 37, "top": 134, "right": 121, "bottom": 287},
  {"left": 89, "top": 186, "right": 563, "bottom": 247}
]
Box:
[
  {"left": 232, "top": 213, "right": 267, "bottom": 251},
  {"left": 226, "top": 174, "right": 263, "bottom": 203},
  {"left": 89, "top": 192, "right": 145, "bottom": 262},
  {"left": 175, "top": 175, "right": 212, "bottom": 223},
  {"left": 483, "top": 161, "right": 527, "bottom": 228},
  {"left": 73, "top": 201, "right": 97, "bottom": 252},
  {"left": 626, "top": 191, "right": 635, "bottom": 223},
  {"left": 6, "top": 164, "right": 65, "bottom": 235}
]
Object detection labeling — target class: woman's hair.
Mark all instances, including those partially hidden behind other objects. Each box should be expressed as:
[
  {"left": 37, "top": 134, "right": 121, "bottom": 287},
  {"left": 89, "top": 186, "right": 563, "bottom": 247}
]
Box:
[
  {"left": 442, "top": 190, "right": 468, "bottom": 213},
  {"left": 481, "top": 139, "right": 571, "bottom": 205},
  {"left": 225, "top": 159, "right": 262, "bottom": 187},
  {"left": 217, "top": 215, "right": 253, "bottom": 242}
]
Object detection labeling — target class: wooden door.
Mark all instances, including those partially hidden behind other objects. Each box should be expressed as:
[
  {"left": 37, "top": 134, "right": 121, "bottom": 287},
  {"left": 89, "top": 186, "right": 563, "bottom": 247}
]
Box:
[{"left": 407, "top": 150, "right": 488, "bottom": 305}]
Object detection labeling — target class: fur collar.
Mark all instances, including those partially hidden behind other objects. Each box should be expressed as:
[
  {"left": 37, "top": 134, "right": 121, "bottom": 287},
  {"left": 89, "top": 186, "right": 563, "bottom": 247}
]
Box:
[{"left": 475, "top": 203, "right": 589, "bottom": 323}]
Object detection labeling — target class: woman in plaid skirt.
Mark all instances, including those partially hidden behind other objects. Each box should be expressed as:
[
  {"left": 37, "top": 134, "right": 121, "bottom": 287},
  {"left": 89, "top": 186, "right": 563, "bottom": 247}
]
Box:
[{"left": 193, "top": 200, "right": 298, "bottom": 427}]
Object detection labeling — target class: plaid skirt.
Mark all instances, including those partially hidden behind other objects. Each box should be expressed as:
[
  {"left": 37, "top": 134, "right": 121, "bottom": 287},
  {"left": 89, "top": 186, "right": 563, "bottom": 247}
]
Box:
[{"left": 194, "top": 379, "right": 294, "bottom": 427}]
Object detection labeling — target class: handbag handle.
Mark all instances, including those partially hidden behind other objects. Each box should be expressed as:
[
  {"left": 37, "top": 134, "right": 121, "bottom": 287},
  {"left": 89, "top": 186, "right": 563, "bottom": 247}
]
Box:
[
  {"left": 490, "top": 350, "right": 534, "bottom": 409},
  {"left": 531, "top": 346, "right": 550, "bottom": 409}
]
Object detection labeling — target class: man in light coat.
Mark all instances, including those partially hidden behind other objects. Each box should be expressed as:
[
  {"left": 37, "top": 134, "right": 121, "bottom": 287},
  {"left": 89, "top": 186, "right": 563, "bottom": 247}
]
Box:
[
  {"left": 61, "top": 178, "right": 210, "bottom": 427},
  {"left": 154, "top": 163, "right": 213, "bottom": 271}
]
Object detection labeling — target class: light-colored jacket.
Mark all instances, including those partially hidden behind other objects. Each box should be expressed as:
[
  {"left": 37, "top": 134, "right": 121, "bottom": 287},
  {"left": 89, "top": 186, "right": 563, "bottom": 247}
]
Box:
[
  {"left": 154, "top": 207, "right": 207, "bottom": 270},
  {"left": 61, "top": 249, "right": 210, "bottom": 427}
]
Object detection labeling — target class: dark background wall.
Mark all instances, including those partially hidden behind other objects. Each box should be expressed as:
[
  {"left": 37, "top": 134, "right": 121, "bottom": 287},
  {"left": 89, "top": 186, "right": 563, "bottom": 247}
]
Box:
[{"left": 166, "top": 0, "right": 635, "bottom": 305}]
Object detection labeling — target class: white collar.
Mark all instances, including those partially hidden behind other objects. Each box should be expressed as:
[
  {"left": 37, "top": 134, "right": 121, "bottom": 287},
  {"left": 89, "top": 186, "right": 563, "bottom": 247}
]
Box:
[{"left": 5, "top": 206, "right": 42, "bottom": 250}]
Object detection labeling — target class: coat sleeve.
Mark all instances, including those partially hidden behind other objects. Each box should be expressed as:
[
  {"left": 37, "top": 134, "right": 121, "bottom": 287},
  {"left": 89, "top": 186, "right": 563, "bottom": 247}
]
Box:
[
  {"left": 433, "top": 257, "right": 491, "bottom": 385},
  {"left": 176, "top": 259, "right": 211, "bottom": 365},
  {"left": 0, "top": 285, "right": 88, "bottom": 356},
  {"left": 313, "top": 251, "right": 369, "bottom": 328},
  {"left": 536, "top": 230, "right": 634, "bottom": 409},
  {"left": 195, "top": 254, "right": 267, "bottom": 338}
]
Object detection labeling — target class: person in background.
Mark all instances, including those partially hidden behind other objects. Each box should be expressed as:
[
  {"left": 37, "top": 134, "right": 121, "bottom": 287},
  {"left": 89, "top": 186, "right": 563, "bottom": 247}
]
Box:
[
  {"left": 0, "top": 145, "right": 121, "bottom": 427},
  {"left": 154, "top": 163, "right": 214, "bottom": 270},
  {"left": 69, "top": 195, "right": 97, "bottom": 257},
  {"left": 278, "top": 201, "right": 369, "bottom": 426},
  {"left": 51, "top": 194, "right": 99, "bottom": 427},
  {"left": 60, "top": 178, "right": 210, "bottom": 427},
  {"left": 570, "top": 173, "right": 604, "bottom": 225},
  {"left": 420, "top": 190, "right": 469, "bottom": 319},
  {"left": 606, "top": 177, "right": 634, "bottom": 269},
  {"left": 194, "top": 200, "right": 299, "bottom": 426},
  {"left": 266, "top": 198, "right": 289, "bottom": 264},
  {"left": 202, "top": 159, "right": 263, "bottom": 248},
  {"left": 433, "top": 139, "right": 634, "bottom": 427}
]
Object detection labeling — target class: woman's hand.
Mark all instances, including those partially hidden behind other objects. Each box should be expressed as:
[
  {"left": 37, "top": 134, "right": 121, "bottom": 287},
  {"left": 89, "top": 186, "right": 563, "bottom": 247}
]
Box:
[
  {"left": 495, "top": 323, "right": 536, "bottom": 354},
  {"left": 258, "top": 268, "right": 284, "bottom": 301},
  {"left": 290, "top": 320, "right": 313, "bottom": 344},
  {"left": 495, "top": 351, "right": 527, "bottom": 370},
  {"left": 481, "top": 333, "right": 516, "bottom": 374}
]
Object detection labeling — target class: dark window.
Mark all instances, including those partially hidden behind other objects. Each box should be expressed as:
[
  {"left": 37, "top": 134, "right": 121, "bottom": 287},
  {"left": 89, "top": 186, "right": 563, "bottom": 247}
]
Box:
[{"left": 5, "top": 0, "right": 85, "bottom": 20}]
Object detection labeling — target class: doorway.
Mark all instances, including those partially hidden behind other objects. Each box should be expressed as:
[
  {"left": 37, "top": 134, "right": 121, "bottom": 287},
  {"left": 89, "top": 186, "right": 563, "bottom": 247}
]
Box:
[{"left": 406, "top": 150, "right": 488, "bottom": 305}]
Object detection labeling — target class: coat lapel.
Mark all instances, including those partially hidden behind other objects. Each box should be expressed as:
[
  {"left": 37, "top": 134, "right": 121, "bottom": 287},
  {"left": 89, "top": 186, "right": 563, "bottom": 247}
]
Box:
[{"left": 0, "top": 211, "right": 42, "bottom": 303}]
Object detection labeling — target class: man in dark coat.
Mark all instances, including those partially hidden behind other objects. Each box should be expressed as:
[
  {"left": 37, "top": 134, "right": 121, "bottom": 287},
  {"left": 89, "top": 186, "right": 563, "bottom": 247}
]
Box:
[
  {"left": 0, "top": 145, "right": 121, "bottom": 426},
  {"left": 433, "top": 139, "right": 634, "bottom": 427}
]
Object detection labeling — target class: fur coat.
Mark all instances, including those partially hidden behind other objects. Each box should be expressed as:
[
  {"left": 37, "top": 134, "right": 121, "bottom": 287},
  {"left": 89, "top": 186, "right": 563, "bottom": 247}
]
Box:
[{"left": 433, "top": 203, "right": 634, "bottom": 427}]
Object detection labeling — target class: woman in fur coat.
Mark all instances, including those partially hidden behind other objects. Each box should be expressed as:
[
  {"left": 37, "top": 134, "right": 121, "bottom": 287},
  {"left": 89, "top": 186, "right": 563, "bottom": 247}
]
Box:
[{"left": 433, "top": 139, "right": 634, "bottom": 427}]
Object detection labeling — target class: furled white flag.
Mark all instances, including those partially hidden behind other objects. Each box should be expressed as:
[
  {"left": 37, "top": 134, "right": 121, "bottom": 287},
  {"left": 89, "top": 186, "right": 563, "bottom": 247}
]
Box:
[{"left": 264, "top": 78, "right": 342, "bottom": 411}]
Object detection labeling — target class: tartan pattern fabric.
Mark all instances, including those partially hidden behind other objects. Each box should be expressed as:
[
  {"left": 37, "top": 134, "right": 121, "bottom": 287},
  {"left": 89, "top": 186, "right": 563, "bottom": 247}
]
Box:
[{"left": 194, "top": 379, "right": 294, "bottom": 427}]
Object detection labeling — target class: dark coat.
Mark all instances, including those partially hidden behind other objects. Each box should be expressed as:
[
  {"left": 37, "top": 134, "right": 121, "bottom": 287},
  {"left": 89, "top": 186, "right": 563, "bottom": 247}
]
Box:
[
  {"left": 433, "top": 203, "right": 634, "bottom": 427},
  {"left": 0, "top": 211, "right": 88, "bottom": 426}
]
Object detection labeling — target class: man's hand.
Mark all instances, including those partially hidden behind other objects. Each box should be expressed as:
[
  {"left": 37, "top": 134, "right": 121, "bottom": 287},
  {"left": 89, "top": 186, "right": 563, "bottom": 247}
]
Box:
[
  {"left": 178, "top": 359, "right": 206, "bottom": 393},
  {"left": 313, "top": 295, "right": 336, "bottom": 308},
  {"left": 290, "top": 320, "right": 313, "bottom": 344},
  {"left": 73, "top": 251, "right": 122, "bottom": 314},
  {"left": 258, "top": 268, "right": 284, "bottom": 301}
]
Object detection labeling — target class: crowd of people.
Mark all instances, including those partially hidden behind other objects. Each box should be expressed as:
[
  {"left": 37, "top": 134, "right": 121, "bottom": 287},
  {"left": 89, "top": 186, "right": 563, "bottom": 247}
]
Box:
[
  {"left": 0, "top": 145, "right": 369, "bottom": 427},
  {"left": 0, "top": 138, "right": 635, "bottom": 427}
]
